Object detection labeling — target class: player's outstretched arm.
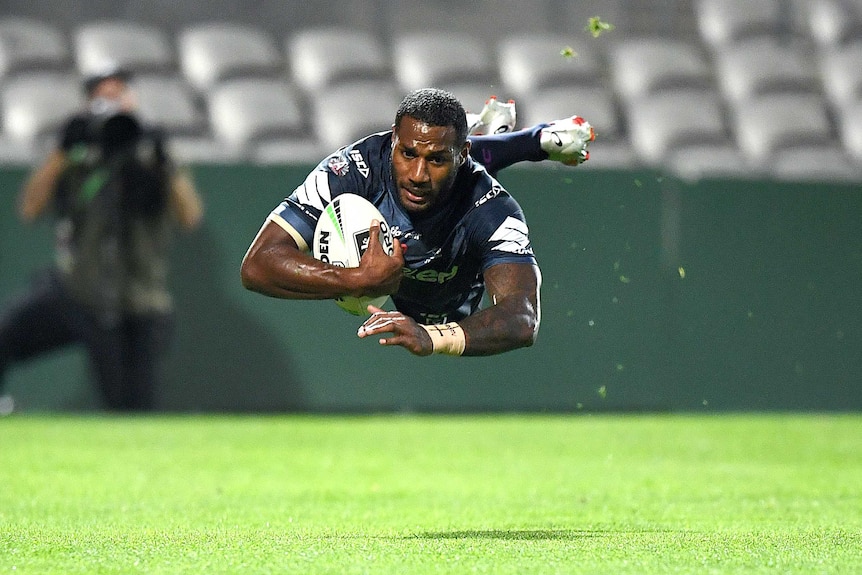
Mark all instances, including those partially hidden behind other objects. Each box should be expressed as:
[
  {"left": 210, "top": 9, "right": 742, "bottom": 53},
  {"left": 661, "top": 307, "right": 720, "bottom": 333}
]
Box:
[
  {"left": 241, "top": 219, "right": 403, "bottom": 301},
  {"left": 458, "top": 262, "right": 541, "bottom": 355},
  {"left": 357, "top": 262, "right": 541, "bottom": 356}
]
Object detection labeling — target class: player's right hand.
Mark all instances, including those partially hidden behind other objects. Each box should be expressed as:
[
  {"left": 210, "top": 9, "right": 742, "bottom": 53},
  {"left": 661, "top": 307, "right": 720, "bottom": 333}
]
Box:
[{"left": 356, "top": 221, "right": 404, "bottom": 297}]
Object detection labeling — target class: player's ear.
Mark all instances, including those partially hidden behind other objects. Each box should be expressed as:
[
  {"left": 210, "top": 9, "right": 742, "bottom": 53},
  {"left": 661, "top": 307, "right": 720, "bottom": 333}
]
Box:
[{"left": 457, "top": 140, "right": 471, "bottom": 166}]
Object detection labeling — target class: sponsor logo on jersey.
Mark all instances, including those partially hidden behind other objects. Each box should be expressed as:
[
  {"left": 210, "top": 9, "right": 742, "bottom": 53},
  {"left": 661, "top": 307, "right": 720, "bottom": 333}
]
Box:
[
  {"left": 474, "top": 184, "right": 504, "bottom": 208},
  {"left": 489, "top": 216, "right": 533, "bottom": 255},
  {"left": 327, "top": 156, "right": 350, "bottom": 176},
  {"left": 403, "top": 265, "right": 459, "bottom": 283},
  {"left": 349, "top": 150, "right": 370, "bottom": 178},
  {"left": 388, "top": 225, "right": 422, "bottom": 242}
]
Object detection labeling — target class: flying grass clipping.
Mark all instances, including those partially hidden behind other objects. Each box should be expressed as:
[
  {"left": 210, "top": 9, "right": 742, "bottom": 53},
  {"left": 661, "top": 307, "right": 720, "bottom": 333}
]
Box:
[{"left": 561, "top": 16, "right": 615, "bottom": 58}]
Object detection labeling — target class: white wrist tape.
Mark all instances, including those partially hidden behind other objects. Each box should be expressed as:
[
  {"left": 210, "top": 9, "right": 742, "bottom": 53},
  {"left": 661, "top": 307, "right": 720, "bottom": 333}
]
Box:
[{"left": 421, "top": 322, "right": 466, "bottom": 356}]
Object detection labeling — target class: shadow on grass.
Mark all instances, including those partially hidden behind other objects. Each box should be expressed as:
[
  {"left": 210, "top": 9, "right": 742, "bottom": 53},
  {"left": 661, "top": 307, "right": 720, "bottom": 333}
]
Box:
[{"left": 410, "top": 529, "right": 605, "bottom": 541}]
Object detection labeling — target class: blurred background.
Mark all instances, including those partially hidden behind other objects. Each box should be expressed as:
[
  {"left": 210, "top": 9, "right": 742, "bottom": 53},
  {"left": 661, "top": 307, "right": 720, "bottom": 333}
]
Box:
[
  {"left": 0, "top": 0, "right": 860, "bottom": 178},
  {"left": 1, "top": 0, "right": 861, "bottom": 412}
]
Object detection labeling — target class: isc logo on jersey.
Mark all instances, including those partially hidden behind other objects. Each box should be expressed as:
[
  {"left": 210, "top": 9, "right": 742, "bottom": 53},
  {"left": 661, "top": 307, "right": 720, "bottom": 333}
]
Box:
[{"left": 312, "top": 193, "right": 394, "bottom": 315}]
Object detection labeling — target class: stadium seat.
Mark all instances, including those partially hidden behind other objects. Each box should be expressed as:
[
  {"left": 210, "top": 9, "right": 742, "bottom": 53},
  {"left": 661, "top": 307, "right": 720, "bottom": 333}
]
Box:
[
  {"left": 519, "top": 85, "right": 637, "bottom": 169},
  {"left": 805, "top": 0, "right": 862, "bottom": 46},
  {"left": 497, "top": 34, "right": 603, "bottom": 98},
  {"left": 837, "top": 100, "right": 862, "bottom": 162},
  {"left": 178, "top": 23, "right": 283, "bottom": 92},
  {"left": 714, "top": 38, "right": 822, "bottom": 102},
  {"left": 609, "top": 38, "right": 714, "bottom": 101},
  {"left": 694, "top": 0, "right": 794, "bottom": 47},
  {"left": 667, "top": 144, "right": 762, "bottom": 182},
  {"left": 251, "top": 139, "right": 327, "bottom": 166},
  {"left": 0, "top": 134, "right": 38, "bottom": 165},
  {"left": 165, "top": 135, "right": 243, "bottom": 165},
  {"left": 819, "top": 41, "right": 862, "bottom": 106},
  {"left": 625, "top": 89, "right": 731, "bottom": 166},
  {"left": 441, "top": 83, "right": 516, "bottom": 119},
  {"left": 287, "top": 27, "right": 390, "bottom": 93},
  {"left": 75, "top": 21, "right": 174, "bottom": 77},
  {"left": 207, "top": 78, "right": 308, "bottom": 159},
  {"left": 133, "top": 75, "right": 206, "bottom": 137},
  {"left": 731, "top": 93, "right": 834, "bottom": 163},
  {"left": 392, "top": 31, "right": 496, "bottom": 93},
  {"left": 770, "top": 145, "right": 861, "bottom": 181},
  {"left": 312, "top": 80, "right": 402, "bottom": 152},
  {"left": 1, "top": 72, "right": 82, "bottom": 150},
  {"left": 0, "top": 17, "right": 70, "bottom": 79},
  {"left": 386, "top": 0, "right": 549, "bottom": 44}
]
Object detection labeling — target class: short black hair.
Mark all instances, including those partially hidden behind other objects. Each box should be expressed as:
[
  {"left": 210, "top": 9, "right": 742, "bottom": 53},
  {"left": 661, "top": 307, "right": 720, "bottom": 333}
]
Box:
[
  {"left": 83, "top": 66, "right": 133, "bottom": 96},
  {"left": 394, "top": 88, "right": 468, "bottom": 146}
]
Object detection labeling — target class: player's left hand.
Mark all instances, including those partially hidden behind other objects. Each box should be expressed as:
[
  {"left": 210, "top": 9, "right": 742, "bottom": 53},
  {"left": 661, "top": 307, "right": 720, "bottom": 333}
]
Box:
[{"left": 356, "top": 306, "right": 433, "bottom": 356}]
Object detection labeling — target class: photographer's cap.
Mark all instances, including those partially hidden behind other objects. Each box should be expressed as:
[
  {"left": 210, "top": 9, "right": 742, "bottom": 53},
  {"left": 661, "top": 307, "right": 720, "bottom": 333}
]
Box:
[{"left": 83, "top": 65, "right": 133, "bottom": 96}]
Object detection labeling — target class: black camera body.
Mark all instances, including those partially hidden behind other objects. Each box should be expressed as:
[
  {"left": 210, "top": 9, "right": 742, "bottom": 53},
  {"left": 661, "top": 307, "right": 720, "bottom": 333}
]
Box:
[
  {"left": 90, "top": 112, "right": 144, "bottom": 158},
  {"left": 59, "top": 110, "right": 171, "bottom": 219}
]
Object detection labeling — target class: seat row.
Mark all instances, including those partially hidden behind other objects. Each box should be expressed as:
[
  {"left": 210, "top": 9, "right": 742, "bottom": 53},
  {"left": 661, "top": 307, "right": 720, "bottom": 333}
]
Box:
[{"left": 0, "top": 10, "right": 861, "bottom": 181}]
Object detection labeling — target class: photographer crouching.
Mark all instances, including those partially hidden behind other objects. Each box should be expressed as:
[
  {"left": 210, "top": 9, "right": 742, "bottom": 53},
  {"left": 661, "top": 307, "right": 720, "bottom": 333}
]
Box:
[{"left": 0, "top": 67, "right": 203, "bottom": 412}]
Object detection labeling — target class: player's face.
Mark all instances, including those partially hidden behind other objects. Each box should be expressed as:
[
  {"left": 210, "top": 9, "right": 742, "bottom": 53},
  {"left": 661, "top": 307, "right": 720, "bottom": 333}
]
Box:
[{"left": 391, "top": 116, "right": 469, "bottom": 215}]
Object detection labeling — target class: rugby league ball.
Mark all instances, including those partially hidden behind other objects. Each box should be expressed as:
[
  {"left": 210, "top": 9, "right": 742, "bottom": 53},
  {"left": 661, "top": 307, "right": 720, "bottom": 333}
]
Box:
[{"left": 312, "top": 193, "right": 395, "bottom": 315}]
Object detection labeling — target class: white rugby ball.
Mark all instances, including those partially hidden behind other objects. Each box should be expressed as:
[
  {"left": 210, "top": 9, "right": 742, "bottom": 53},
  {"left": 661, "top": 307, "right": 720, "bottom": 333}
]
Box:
[{"left": 312, "top": 193, "right": 395, "bottom": 315}]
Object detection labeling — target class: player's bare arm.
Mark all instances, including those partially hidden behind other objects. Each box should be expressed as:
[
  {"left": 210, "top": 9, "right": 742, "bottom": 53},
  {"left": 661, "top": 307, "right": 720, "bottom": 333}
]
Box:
[
  {"left": 241, "top": 219, "right": 404, "bottom": 301},
  {"left": 358, "top": 262, "right": 541, "bottom": 357},
  {"left": 460, "top": 262, "right": 541, "bottom": 355}
]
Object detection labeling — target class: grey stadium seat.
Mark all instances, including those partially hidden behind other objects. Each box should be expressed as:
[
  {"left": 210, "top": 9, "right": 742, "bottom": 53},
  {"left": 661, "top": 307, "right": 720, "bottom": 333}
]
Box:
[
  {"left": 694, "top": 0, "right": 793, "bottom": 48},
  {"left": 609, "top": 38, "right": 714, "bottom": 101},
  {"left": 178, "top": 23, "right": 282, "bottom": 93},
  {"left": 312, "top": 80, "right": 402, "bottom": 152},
  {"left": 715, "top": 38, "right": 822, "bottom": 102},
  {"left": 0, "top": 17, "right": 70, "bottom": 78},
  {"left": 441, "top": 83, "right": 516, "bottom": 119},
  {"left": 819, "top": 41, "right": 862, "bottom": 106},
  {"left": 837, "top": 100, "right": 862, "bottom": 163},
  {"left": 731, "top": 93, "right": 835, "bottom": 164},
  {"left": 497, "top": 34, "right": 603, "bottom": 98},
  {"left": 288, "top": 27, "right": 390, "bottom": 93},
  {"left": 1, "top": 73, "right": 82, "bottom": 150},
  {"left": 667, "top": 144, "right": 762, "bottom": 182},
  {"left": 133, "top": 75, "right": 206, "bottom": 137},
  {"left": 625, "top": 89, "right": 731, "bottom": 166},
  {"left": 75, "top": 21, "right": 174, "bottom": 77},
  {"left": 392, "top": 31, "right": 496, "bottom": 93},
  {"left": 806, "top": 0, "right": 862, "bottom": 46},
  {"left": 207, "top": 78, "right": 309, "bottom": 160},
  {"left": 770, "top": 146, "right": 861, "bottom": 182}
]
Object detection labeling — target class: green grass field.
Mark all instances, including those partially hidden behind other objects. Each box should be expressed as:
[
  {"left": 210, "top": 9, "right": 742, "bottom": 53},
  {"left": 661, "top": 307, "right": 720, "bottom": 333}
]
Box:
[{"left": 1, "top": 413, "right": 860, "bottom": 574}]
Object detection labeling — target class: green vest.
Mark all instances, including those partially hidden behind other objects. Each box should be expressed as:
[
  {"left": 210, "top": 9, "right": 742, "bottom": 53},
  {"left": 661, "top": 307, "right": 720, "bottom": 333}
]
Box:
[{"left": 56, "top": 142, "right": 174, "bottom": 322}]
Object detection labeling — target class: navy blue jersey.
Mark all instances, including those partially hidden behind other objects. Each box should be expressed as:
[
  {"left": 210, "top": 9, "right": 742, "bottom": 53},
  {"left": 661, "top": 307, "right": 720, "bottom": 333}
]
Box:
[{"left": 269, "top": 131, "right": 537, "bottom": 324}]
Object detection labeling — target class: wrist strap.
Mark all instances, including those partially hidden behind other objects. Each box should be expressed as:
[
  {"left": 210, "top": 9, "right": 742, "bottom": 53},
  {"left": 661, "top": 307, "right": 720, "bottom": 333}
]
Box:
[{"left": 421, "top": 322, "right": 466, "bottom": 356}]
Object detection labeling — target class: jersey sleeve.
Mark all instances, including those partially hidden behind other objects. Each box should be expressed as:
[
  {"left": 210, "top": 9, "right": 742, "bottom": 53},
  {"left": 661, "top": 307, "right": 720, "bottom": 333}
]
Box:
[
  {"left": 467, "top": 125, "right": 547, "bottom": 176},
  {"left": 471, "top": 194, "right": 538, "bottom": 272},
  {"left": 267, "top": 147, "right": 370, "bottom": 252}
]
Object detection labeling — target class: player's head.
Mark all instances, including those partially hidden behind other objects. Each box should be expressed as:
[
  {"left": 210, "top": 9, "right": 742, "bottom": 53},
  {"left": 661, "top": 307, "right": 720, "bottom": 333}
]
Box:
[
  {"left": 391, "top": 88, "right": 471, "bottom": 215},
  {"left": 83, "top": 66, "right": 136, "bottom": 113}
]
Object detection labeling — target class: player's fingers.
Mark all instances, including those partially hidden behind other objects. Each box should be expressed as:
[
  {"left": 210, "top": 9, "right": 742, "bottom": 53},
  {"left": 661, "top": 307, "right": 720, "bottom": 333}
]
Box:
[
  {"left": 390, "top": 234, "right": 405, "bottom": 261},
  {"left": 368, "top": 219, "right": 380, "bottom": 240},
  {"left": 357, "top": 311, "right": 404, "bottom": 337}
]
